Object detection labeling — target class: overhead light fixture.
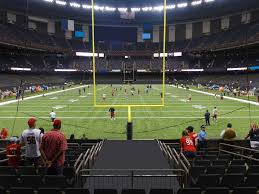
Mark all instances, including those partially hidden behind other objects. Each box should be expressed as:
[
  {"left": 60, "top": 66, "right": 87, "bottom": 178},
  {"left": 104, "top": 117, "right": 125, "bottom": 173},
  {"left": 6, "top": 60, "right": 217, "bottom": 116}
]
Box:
[
  {"left": 105, "top": 6, "right": 116, "bottom": 12},
  {"left": 142, "top": 7, "right": 153, "bottom": 12},
  {"left": 70, "top": 2, "right": 81, "bottom": 8},
  {"left": 56, "top": 0, "right": 66, "bottom": 6},
  {"left": 82, "top": 4, "right": 91, "bottom": 9},
  {"left": 131, "top": 7, "right": 141, "bottom": 12},
  {"left": 191, "top": 0, "right": 202, "bottom": 6},
  {"left": 204, "top": 0, "right": 215, "bottom": 2},
  {"left": 166, "top": 4, "right": 176, "bottom": 9},
  {"left": 94, "top": 5, "right": 104, "bottom": 11},
  {"left": 118, "top": 7, "right": 127, "bottom": 12},
  {"left": 153, "top": 6, "right": 164, "bottom": 11},
  {"left": 43, "top": 0, "right": 54, "bottom": 3},
  {"left": 177, "top": 3, "right": 188, "bottom": 8}
]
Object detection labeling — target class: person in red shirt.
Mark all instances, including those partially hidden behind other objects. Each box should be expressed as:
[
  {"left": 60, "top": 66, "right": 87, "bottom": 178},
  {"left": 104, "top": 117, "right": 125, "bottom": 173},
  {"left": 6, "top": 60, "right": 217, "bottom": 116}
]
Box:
[
  {"left": 180, "top": 131, "right": 197, "bottom": 158},
  {"left": 40, "top": 119, "right": 67, "bottom": 175},
  {"left": 6, "top": 137, "right": 21, "bottom": 167},
  {"left": 186, "top": 126, "right": 198, "bottom": 147},
  {"left": 0, "top": 128, "right": 8, "bottom": 139}
]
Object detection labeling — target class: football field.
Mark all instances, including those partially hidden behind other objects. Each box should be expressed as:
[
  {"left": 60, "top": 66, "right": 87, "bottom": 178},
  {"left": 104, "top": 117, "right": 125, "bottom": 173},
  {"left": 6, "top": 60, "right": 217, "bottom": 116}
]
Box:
[{"left": 0, "top": 84, "right": 258, "bottom": 140}]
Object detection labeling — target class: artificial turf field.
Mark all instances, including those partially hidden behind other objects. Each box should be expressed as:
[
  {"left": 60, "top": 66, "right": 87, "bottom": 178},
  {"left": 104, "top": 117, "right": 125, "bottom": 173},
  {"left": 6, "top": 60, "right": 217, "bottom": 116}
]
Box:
[{"left": 0, "top": 84, "right": 258, "bottom": 140}]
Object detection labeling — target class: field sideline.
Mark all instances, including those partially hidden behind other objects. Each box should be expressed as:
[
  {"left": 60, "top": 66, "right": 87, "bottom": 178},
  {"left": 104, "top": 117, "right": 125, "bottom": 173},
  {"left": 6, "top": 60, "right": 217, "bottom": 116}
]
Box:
[{"left": 0, "top": 84, "right": 257, "bottom": 140}]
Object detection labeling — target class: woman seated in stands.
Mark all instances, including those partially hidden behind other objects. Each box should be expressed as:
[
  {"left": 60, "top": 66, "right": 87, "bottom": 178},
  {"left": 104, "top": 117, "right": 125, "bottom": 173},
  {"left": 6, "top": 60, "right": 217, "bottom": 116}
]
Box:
[{"left": 180, "top": 130, "right": 197, "bottom": 159}]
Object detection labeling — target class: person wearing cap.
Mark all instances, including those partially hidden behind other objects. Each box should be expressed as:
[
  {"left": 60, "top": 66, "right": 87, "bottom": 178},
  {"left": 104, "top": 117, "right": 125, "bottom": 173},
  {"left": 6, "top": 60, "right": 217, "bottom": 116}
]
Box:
[
  {"left": 40, "top": 119, "right": 68, "bottom": 175},
  {"left": 6, "top": 137, "right": 21, "bottom": 167},
  {"left": 198, "top": 125, "right": 208, "bottom": 149},
  {"left": 20, "top": 117, "right": 43, "bottom": 167},
  {"left": 0, "top": 128, "right": 8, "bottom": 139}
]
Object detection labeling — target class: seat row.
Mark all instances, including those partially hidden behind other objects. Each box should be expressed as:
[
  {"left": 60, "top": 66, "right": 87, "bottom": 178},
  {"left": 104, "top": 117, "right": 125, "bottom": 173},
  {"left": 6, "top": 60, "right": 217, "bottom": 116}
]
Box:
[
  {"left": 192, "top": 173, "right": 259, "bottom": 189},
  {"left": 190, "top": 164, "right": 259, "bottom": 180},
  {"left": 0, "top": 188, "right": 173, "bottom": 194},
  {"left": 178, "top": 187, "right": 257, "bottom": 194}
]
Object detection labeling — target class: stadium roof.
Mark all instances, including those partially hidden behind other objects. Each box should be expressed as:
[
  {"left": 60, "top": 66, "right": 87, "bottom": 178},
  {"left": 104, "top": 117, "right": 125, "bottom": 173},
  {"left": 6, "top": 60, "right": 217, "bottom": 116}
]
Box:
[{"left": 2, "top": 0, "right": 259, "bottom": 24}]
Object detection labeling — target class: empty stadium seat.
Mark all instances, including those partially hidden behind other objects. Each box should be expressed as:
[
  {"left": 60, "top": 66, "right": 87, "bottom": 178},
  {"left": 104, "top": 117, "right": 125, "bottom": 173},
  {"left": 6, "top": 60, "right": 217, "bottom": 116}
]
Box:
[
  {"left": 203, "top": 155, "right": 218, "bottom": 161},
  {"left": 20, "top": 175, "right": 43, "bottom": 188},
  {"left": 149, "top": 189, "right": 173, "bottom": 194},
  {"left": 17, "top": 166, "right": 37, "bottom": 175},
  {"left": 211, "top": 160, "right": 229, "bottom": 166},
  {"left": 0, "top": 175, "right": 19, "bottom": 188},
  {"left": 244, "top": 174, "right": 259, "bottom": 188},
  {"left": 9, "top": 187, "right": 34, "bottom": 194},
  {"left": 226, "top": 165, "right": 246, "bottom": 174},
  {"left": 193, "top": 160, "right": 211, "bottom": 167},
  {"left": 38, "top": 188, "right": 62, "bottom": 194},
  {"left": 221, "top": 174, "right": 244, "bottom": 188},
  {"left": 247, "top": 165, "right": 259, "bottom": 174},
  {"left": 189, "top": 166, "right": 206, "bottom": 181},
  {"left": 121, "top": 189, "right": 146, "bottom": 194},
  {"left": 231, "top": 160, "right": 246, "bottom": 165},
  {"left": 0, "top": 166, "right": 16, "bottom": 175},
  {"left": 195, "top": 174, "right": 221, "bottom": 188},
  {"left": 206, "top": 166, "right": 225, "bottom": 175},
  {"left": 94, "top": 189, "right": 118, "bottom": 194},
  {"left": 232, "top": 187, "right": 257, "bottom": 194},
  {"left": 177, "top": 188, "right": 202, "bottom": 194},
  {"left": 204, "top": 187, "right": 229, "bottom": 194},
  {"left": 44, "top": 175, "right": 68, "bottom": 188},
  {"left": 64, "top": 188, "right": 90, "bottom": 194}
]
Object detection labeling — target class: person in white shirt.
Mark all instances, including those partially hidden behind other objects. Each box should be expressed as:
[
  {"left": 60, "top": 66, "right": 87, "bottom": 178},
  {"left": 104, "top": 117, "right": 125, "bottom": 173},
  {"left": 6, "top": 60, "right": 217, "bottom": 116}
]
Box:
[
  {"left": 21, "top": 118, "right": 43, "bottom": 167},
  {"left": 212, "top": 107, "right": 218, "bottom": 122},
  {"left": 50, "top": 110, "right": 56, "bottom": 122}
]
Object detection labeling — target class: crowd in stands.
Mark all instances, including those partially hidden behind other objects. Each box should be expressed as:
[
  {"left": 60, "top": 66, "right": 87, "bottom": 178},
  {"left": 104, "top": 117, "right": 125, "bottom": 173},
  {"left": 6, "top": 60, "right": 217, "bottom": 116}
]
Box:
[{"left": 0, "top": 22, "right": 259, "bottom": 53}]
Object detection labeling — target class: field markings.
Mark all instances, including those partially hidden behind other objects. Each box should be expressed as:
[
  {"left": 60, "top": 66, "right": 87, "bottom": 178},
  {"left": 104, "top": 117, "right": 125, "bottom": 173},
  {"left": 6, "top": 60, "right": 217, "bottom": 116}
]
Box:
[
  {"left": 1, "top": 109, "right": 257, "bottom": 113},
  {"left": 171, "top": 85, "right": 259, "bottom": 106},
  {"left": 1, "top": 116, "right": 259, "bottom": 119},
  {"left": 0, "top": 85, "right": 87, "bottom": 107}
]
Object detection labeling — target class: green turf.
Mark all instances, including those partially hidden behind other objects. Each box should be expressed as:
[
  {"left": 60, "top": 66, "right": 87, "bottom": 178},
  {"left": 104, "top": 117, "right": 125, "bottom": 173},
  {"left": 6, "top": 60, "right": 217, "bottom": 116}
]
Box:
[{"left": 0, "top": 84, "right": 258, "bottom": 140}]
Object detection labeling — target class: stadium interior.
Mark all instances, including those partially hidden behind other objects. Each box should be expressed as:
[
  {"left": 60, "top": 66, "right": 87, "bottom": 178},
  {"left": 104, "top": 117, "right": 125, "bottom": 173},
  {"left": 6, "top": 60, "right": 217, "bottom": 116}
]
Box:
[{"left": 1, "top": 0, "right": 259, "bottom": 193}]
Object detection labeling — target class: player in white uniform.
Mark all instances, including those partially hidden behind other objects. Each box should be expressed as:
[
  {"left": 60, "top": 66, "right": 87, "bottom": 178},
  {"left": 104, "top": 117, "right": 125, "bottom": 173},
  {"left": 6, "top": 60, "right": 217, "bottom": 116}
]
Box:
[
  {"left": 212, "top": 107, "right": 218, "bottom": 122},
  {"left": 21, "top": 118, "right": 43, "bottom": 167},
  {"left": 50, "top": 110, "right": 56, "bottom": 122}
]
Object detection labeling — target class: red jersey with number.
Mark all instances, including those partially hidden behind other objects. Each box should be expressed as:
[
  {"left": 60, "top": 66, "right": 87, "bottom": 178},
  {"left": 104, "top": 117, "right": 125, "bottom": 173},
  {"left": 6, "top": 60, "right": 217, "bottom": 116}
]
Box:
[
  {"left": 189, "top": 132, "right": 198, "bottom": 146},
  {"left": 180, "top": 136, "right": 197, "bottom": 152},
  {"left": 6, "top": 143, "right": 21, "bottom": 167}
]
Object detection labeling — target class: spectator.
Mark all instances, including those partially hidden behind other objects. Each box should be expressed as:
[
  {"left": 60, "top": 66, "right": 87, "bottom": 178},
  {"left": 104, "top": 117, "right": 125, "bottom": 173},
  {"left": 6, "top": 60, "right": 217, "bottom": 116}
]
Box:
[
  {"left": 220, "top": 123, "right": 236, "bottom": 141},
  {"left": 39, "top": 127, "right": 45, "bottom": 135},
  {"left": 180, "top": 130, "right": 196, "bottom": 159},
  {"left": 21, "top": 118, "right": 43, "bottom": 167},
  {"left": 198, "top": 125, "right": 208, "bottom": 149},
  {"left": 6, "top": 137, "right": 21, "bottom": 167},
  {"left": 186, "top": 126, "right": 198, "bottom": 147},
  {"left": 40, "top": 119, "right": 68, "bottom": 175},
  {"left": 81, "top": 134, "right": 87, "bottom": 141},
  {"left": 245, "top": 123, "right": 259, "bottom": 140},
  {"left": 204, "top": 110, "right": 210, "bottom": 126},
  {"left": 69, "top": 134, "right": 75, "bottom": 140},
  {"left": 0, "top": 128, "right": 8, "bottom": 139}
]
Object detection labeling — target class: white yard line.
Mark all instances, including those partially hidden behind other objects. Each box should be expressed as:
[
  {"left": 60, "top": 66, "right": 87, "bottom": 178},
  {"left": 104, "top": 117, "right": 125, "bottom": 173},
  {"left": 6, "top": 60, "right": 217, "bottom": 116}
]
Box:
[
  {"left": 0, "top": 116, "right": 259, "bottom": 119},
  {"left": 0, "top": 85, "right": 87, "bottom": 107},
  {"left": 0, "top": 109, "right": 257, "bottom": 113},
  {"left": 171, "top": 85, "right": 259, "bottom": 106}
]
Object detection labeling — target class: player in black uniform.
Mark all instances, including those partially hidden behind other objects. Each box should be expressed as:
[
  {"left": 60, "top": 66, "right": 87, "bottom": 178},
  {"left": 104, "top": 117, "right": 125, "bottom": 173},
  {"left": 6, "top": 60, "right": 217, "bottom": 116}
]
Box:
[{"left": 109, "top": 107, "right": 116, "bottom": 120}]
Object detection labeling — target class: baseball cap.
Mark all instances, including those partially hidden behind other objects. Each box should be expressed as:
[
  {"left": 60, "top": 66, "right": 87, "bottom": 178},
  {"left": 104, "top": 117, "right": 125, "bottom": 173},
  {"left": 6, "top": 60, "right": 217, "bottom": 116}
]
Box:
[
  {"left": 201, "top": 125, "right": 206, "bottom": 129},
  {"left": 28, "top": 117, "right": 37, "bottom": 127},
  {"left": 9, "top": 137, "right": 18, "bottom": 143},
  {"left": 53, "top": 119, "right": 61, "bottom": 127}
]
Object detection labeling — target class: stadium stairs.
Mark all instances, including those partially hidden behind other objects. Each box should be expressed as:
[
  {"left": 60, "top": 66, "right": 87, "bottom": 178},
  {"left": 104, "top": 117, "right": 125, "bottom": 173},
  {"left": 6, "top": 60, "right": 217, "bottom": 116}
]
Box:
[{"left": 0, "top": 139, "right": 258, "bottom": 194}]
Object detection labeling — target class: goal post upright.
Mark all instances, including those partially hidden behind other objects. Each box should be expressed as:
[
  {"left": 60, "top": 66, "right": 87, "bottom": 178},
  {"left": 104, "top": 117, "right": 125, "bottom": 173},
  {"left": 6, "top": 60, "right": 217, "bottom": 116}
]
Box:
[
  {"left": 91, "top": 0, "right": 167, "bottom": 140},
  {"left": 91, "top": 0, "right": 97, "bottom": 106}
]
